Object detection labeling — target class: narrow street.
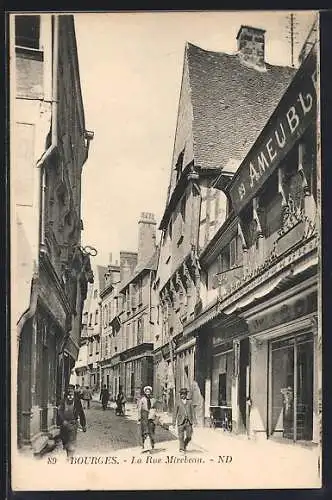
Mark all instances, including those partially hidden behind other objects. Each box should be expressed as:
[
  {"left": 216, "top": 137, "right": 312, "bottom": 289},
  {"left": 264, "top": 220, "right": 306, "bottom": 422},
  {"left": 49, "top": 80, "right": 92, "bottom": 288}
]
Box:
[{"left": 54, "top": 401, "right": 178, "bottom": 455}]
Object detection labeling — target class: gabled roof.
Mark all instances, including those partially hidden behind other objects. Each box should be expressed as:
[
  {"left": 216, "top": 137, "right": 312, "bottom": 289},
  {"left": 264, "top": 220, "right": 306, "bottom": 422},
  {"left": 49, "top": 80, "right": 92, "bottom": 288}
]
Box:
[
  {"left": 118, "top": 249, "right": 159, "bottom": 293},
  {"left": 186, "top": 43, "right": 296, "bottom": 171}
]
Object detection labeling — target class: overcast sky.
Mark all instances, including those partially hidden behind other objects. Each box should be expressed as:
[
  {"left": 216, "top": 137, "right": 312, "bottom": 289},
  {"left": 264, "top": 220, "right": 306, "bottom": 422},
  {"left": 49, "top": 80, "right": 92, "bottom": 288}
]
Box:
[{"left": 74, "top": 10, "right": 316, "bottom": 266}]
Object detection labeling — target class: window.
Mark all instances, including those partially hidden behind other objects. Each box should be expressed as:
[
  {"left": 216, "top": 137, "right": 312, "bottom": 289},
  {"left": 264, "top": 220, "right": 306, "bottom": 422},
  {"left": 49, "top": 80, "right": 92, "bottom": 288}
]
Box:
[
  {"left": 138, "top": 277, "right": 143, "bottom": 305},
  {"left": 94, "top": 309, "right": 99, "bottom": 325},
  {"left": 82, "top": 311, "right": 88, "bottom": 326},
  {"left": 137, "top": 317, "right": 144, "bottom": 344},
  {"left": 94, "top": 289, "right": 98, "bottom": 299},
  {"left": 219, "top": 246, "right": 230, "bottom": 273},
  {"left": 96, "top": 339, "right": 100, "bottom": 355},
  {"left": 103, "top": 305, "right": 107, "bottom": 328},
  {"left": 88, "top": 313, "right": 92, "bottom": 327},
  {"left": 89, "top": 340, "right": 93, "bottom": 356},
  {"left": 260, "top": 170, "right": 282, "bottom": 238},
  {"left": 15, "top": 15, "right": 40, "bottom": 49}
]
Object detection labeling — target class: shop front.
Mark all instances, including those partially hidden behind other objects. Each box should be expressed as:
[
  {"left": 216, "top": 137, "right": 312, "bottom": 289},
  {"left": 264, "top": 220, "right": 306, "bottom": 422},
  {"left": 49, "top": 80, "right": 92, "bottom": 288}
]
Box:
[
  {"left": 246, "top": 281, "right": 319, "bottom": 444},
  {"left": 122, "top": 343, "right": 154, "bottom": 402},
  {"left": 192, "top": 312, "right": 249, "bottom": 432},
  {"left": 270, "top": 330, "right": 314, "bottom": 441}
]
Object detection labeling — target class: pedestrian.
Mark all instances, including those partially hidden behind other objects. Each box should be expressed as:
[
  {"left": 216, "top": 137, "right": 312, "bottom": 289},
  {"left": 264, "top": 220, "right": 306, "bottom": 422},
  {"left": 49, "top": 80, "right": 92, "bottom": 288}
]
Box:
[
  {"left": 172, "top": 388, "right": 194, "bottom": 453},
  {"left": 100, "top": 384, "right": 110, "bottom": 411},
  {"left": 115, "top": 387, "right": 126, "bottom": 416},
  {"left": 57, "top": 384, "right": 86, "bottom": 458},
  {"left": 82, "top": 386, "right": 92, "bottom": 409},
  {"left": 74, "top": 384, "right": 83, "bottom": 401},
  {"left": 137, "top": 386, "right": 157, "bottom": 453}
]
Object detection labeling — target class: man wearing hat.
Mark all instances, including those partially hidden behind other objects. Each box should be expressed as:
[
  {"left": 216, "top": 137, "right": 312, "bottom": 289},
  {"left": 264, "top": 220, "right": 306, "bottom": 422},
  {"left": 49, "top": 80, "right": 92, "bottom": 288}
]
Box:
[
  {"left": 57, "top": 384, "right": 86, "bottom": 458},
  {"left": 172, "top": 388, "right": 194, "bottom": 453},
  {"left": 137, "top": 386, "right": 157, "bottom": 452}
]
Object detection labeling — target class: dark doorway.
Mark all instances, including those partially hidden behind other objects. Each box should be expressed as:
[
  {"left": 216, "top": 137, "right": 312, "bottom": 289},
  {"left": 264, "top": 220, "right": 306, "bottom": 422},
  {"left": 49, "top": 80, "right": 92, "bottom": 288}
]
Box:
[
  {"left": 218, "top": 373, "right": 227, "bottom": 406},
  {"left": 130, "top": 372, "right": 135, "bottom": 398},
  {"left": 17, "top": 319, "right": 32, "bottom": 446},
  {"left": 239, "top": 337, "right": 250, "bottom": 431}
]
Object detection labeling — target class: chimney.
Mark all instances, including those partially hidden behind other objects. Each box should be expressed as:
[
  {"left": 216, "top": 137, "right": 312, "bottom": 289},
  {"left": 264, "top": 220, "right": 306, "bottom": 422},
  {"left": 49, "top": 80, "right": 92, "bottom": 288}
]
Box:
[
  {"left": 137, "top": 212, "right": 157, "bottom": 267},
  {"left": 109, "top": 253, "right": 113, "bottom": 264},
  {"left": 120, "top": 251, "right": 138, "bottom": 282},
  {"left": 106, "top": 263, "right": 121, "bottom": 285},
  {"left": 236, "top": 25, "right": 266, "bottom": 68}
]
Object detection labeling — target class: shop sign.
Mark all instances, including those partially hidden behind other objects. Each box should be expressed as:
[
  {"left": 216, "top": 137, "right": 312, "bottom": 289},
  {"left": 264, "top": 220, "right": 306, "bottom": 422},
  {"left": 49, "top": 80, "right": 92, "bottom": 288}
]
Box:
[
  {"left": 247, "top": 290, "right": 316, "bottom": 334},
  {"left": 229, "top": 49, "right": 317, "bottom": 215}
]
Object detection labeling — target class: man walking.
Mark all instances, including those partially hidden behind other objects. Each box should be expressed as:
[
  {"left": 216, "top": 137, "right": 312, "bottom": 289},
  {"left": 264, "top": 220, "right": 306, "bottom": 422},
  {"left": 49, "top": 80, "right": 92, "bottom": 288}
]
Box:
[
  {"left": 172, "top": 388, "right": 194, "bottom": 453},
  {"left": 82, "top": 386, "right": 92, "bottom": 410},
  {"left": 100, "top": 384, "right": 109, "bottom": 411},
  {"left": 57, "top": 384, "right": 86, "bottom": 458}
]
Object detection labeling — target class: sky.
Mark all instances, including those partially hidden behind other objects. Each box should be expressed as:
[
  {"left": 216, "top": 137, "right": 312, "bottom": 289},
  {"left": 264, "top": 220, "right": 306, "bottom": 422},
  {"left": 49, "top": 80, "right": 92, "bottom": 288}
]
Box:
[{"left": 74, "top": 10, "right": 316, "bottom": 267}]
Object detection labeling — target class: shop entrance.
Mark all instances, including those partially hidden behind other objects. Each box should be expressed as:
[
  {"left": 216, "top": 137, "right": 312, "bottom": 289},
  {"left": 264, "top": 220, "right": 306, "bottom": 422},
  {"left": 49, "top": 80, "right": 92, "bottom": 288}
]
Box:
[{"left": 270, "top": 332, "right": 313, "bottom": 441}]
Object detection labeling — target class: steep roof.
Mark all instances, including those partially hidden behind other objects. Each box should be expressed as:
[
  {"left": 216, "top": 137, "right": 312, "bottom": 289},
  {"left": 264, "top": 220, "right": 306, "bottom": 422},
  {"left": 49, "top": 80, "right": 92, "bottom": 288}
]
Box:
[{"left": 186, "top": 43, "right": 296, "bottom": 170}]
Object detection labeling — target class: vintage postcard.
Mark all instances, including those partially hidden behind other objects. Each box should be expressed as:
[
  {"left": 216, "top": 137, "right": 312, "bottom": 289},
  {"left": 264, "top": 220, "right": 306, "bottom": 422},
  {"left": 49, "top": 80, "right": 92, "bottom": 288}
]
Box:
[{"left": 10, "top": 10, "right": 321, "bottom": 490}]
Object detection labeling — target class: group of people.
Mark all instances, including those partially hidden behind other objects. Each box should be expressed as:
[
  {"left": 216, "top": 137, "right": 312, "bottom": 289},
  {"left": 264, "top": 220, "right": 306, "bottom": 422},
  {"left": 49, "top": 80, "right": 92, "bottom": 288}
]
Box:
[
  {"left": 57, "top": 382, "right": 195, "bottom": 458},
  {"left": 100, "top": 384, "right": 127, "bottom": 415},
  {"left": 73, "top": 384, "right": 93, "bottom": 409},
  {"left": 138, "top": 385, "right": 194, "bottom": 454}
]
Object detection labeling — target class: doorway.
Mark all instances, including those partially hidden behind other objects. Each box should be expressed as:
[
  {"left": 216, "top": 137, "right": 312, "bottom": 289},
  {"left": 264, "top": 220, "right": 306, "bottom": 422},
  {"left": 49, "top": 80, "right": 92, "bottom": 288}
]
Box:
[{"left": 17, "top": 320, "right": 32, "bottom": 446}]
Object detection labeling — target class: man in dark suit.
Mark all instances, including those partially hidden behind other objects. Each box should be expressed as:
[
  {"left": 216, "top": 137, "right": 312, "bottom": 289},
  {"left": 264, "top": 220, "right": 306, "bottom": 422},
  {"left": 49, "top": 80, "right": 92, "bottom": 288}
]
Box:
[{"left": 172, "top": 388, "right": 194, "bottom": 453}]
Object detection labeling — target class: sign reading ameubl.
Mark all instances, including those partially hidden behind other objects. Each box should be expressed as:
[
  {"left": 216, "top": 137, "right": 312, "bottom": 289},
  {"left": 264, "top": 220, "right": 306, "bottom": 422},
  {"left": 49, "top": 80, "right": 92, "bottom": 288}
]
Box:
[{"left": 229, "top": 48, "right": 317, "bottom": 215}]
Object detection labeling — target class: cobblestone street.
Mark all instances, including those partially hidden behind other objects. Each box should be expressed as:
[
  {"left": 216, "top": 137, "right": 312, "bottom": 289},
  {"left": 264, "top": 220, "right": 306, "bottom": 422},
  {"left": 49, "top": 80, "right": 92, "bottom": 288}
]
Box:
[{"left": 55, "top": 401, "right": 177, "bottom": 455}]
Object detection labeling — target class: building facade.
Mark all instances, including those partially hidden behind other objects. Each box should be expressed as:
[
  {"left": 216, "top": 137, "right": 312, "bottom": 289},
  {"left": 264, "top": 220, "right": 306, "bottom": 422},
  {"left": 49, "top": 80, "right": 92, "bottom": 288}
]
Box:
[
  {"left": 12, "top": 14, "right": 94, "bottom": 452},
  {"left": 99, "top": 258, "right": 122, "bottom": 400},
  {"left": 187, "top": 39, "right": 319, "bottom": 444},
  {"left": 75, "top": 265, "right": 107, "bottom": 392},
  {"left": 98, "top": 213, "right": 159, "bottom": 402},
  {"left": 154, "top": 25, "right": 296, "bottom": 419}
]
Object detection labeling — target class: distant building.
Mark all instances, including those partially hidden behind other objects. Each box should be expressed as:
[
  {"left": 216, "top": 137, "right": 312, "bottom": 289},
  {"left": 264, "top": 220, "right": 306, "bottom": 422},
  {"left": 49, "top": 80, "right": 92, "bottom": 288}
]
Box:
[
  {"left": 76, "top": 265, "right": 107, "bottom": 391},
  {"left": 98, "top": 213, "right": 159, "bottom": 402},
  {"left": 12, "top": 14, "right": 94, "bottom": 453},
  {"left": 154, "top": 25, "right": 297, "bottom": 417},
  {"left": 99, "top": 257, "right": 122, "bottom": 399}
]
